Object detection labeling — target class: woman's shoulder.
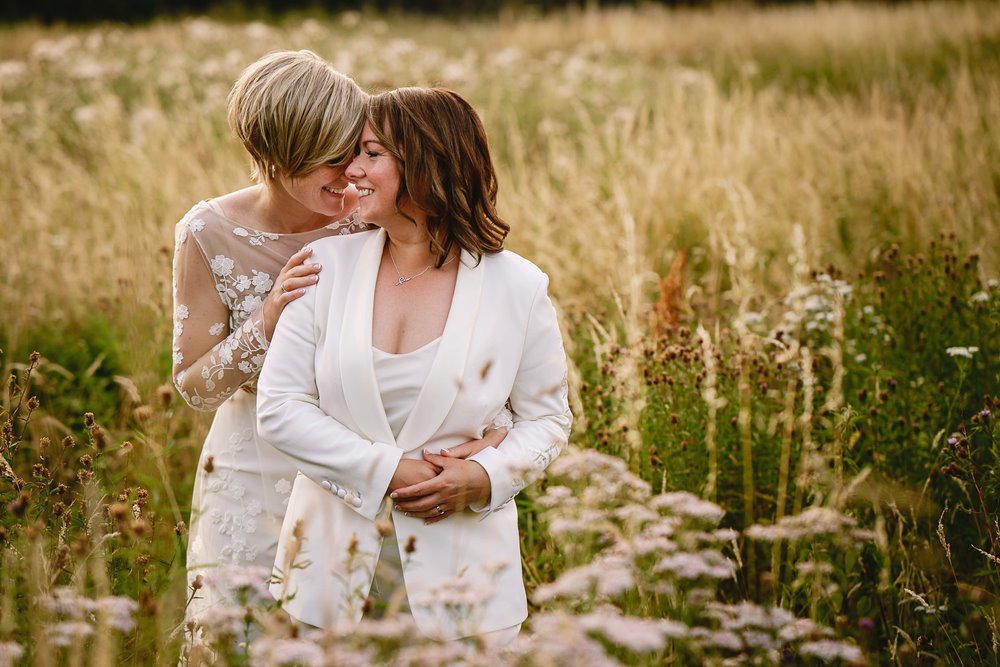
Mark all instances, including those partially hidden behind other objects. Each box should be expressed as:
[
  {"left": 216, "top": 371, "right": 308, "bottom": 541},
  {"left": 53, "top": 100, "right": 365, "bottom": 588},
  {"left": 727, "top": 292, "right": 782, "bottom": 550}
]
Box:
[
  {"left": 484, "top": 249, "right": 548, "bottom": 287},
  {"left": 306, "top": 227, "right": 379, "bottom": 259},
  {"left": 175, "top": 199, "right": 228, "bottom": 236}
]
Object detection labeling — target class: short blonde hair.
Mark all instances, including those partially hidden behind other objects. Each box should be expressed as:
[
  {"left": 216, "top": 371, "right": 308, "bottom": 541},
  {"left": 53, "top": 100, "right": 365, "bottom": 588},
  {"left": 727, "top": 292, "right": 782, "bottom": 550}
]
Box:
[{"left": 228, "top": 50, "right": 366, "bottom": 180}]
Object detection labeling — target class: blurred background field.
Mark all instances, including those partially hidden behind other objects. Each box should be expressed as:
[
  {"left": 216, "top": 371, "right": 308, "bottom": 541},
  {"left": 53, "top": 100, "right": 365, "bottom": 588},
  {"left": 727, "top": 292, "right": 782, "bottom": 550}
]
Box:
[{"left": 1, "top": 2, "right": 999, "bottom": 665}]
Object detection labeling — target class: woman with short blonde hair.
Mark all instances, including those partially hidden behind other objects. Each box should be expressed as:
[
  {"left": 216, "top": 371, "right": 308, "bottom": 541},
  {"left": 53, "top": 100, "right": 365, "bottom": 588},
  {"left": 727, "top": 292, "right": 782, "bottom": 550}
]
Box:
[{"left": 171, "top": 55, "right": 504, "bottom": 643}]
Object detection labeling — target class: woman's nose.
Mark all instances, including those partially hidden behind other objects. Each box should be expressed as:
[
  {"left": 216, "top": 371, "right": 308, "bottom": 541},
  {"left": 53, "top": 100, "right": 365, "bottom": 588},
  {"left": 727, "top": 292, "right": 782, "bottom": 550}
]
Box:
[{"left": 345, "top": 155, "right": 363, "bottom": 181}]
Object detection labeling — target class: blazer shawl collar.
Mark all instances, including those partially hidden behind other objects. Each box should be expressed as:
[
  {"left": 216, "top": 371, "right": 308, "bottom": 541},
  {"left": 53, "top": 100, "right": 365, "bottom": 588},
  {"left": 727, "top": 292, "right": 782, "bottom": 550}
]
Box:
[
  {"left": 339, "top": 228, "right": 485, "bottom": 452},
  {"left": 340, "top": 229, "right": 396, "bottom": 445}
]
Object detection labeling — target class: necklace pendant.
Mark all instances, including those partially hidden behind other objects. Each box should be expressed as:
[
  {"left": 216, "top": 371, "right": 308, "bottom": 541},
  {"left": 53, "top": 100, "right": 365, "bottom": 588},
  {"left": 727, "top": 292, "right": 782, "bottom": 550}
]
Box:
[{"left": 395, "top": 276, "right": 410, "bottom": 286}]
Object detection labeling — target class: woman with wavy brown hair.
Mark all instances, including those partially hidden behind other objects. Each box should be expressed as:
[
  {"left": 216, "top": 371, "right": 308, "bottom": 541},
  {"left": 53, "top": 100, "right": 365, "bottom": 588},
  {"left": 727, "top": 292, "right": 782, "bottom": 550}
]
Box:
[
  {"left": 258, "top": 87, "right": 572, "bottom": 644},
  {"left": 171, "top": 53, "right": 506, "bottom": 644}
]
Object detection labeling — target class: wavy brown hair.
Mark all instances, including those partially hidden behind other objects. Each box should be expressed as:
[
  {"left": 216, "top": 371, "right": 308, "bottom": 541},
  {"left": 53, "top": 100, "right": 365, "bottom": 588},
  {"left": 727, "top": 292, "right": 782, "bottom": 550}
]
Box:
[{"left": 364, "top": 87, "right": 509, "bottom": 267}]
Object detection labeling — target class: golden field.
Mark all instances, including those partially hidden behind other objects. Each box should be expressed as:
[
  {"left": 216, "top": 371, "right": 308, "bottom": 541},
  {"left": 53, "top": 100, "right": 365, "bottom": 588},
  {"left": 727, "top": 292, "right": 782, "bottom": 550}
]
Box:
[{"left": 1, "top": 3, "right": 999, "bottom": 665}]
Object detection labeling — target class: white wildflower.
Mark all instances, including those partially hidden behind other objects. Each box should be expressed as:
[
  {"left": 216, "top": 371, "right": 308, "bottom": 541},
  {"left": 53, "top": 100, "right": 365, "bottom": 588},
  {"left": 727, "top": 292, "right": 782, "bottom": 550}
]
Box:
[
  {"left": 506, "top": 611, "right": 613, "bottom": 666},
  {"left": 651, "top": 492, "right": 725, "bottom": 523},
  {"left": 613, "top": 503, "right": 659, "bottom": 524},
  {"left": 691, "top": 627, "right": 743, "bottom": 651},
  {"left": 195, "top": 604, "right": 245, "bottom": 636},
  {"left": 745, "top": 507, "right": 860, "bottom": 542},
  {"left": 799, "top": 639, "right": 863, "bottom": 662},
  {"left": 706, "top": 601, "right": 796, "bottom": 630},
  {"left": 50, "top": 620, "right": 95, "bottom": 646},
  {"left": 579, "top": 609, "right": 687, "bottom": 652},
  {"left": 533, "top": 554, "right": 633, "bottom": 603},
  {"left": 0, "top": 60, "right": 28, "bottom": 81},
  {"left": 412, "top": 575, "right": 495, "bottom": 611},
  {"left": 655, "top": 550, "right": 736, "bottom": 580},
  {"left": 0, "top": 642, "right": 24, "bottom": 667},
  {"left": 394, "top": 641, "right": 474, "bottom": 666},
  {"left": 95, "top": 596, "right": 139, "bottom": 632},
  {"left": 778, "top": 618, "right": 831, "bottom": 642},
  {"left": 629, "top": 535, "right": 677, "bottom": 555},
  {"left": 204, "top": 565, "right": 272, "bottom": 600},
  {"left": 945, "top": 346, "right": 979, "bottom": 359},
  {"left": 250, "top": 637, "right": 324, "bottom": 666},
  {"left": 795, "top": 561, "right": 834, "bottom": 576},
  {"left": 969, "top": 291, "right": 989, "bottom": 303},
  {"left": 537, "top": 485, "right": 573, "bottom": 508},
  {"left": 350, "top": 616, "right": 418, "bottom": 640},
  {"left": 38, "top": 587, "right": 93, "bottom": 617}
]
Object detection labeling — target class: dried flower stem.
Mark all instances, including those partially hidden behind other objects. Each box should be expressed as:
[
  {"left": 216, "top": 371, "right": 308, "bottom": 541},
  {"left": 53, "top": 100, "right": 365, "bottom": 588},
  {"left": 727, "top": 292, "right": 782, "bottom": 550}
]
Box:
[
  {"left": 792, "top": 347, "right": 816, "bottom": 517},
  {"left": 823, "top": 295, "right": 846, "bottom": 489},
  {"left": 697, "top": 325, "right": 719, "bottom": 503}
]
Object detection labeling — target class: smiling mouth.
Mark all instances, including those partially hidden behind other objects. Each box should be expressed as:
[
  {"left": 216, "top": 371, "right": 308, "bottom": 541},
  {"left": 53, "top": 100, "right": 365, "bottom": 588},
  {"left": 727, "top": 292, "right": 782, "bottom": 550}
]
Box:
[
  {"left": 356, "top": 188, "right": 374, "bottom": 197},
  {"left": 323, "top": 186, "right": 345, "bottom": 195}
]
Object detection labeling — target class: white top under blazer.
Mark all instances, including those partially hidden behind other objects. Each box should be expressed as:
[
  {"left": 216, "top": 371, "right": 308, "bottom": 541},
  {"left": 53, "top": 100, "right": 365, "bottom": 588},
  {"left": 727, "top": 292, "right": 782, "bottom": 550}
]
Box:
[{"left": 256, "top": 228, "right": 572, "bottom": 639}]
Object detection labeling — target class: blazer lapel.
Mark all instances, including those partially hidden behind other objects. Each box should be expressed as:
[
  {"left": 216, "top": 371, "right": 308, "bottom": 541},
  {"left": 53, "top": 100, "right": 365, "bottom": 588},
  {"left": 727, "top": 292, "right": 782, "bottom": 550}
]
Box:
[
  {"left": 340, "top": 229, "right": 396, "bottom": 446},
  {"left": 396, "top": 250, "right": 485, "bottom": 452}
]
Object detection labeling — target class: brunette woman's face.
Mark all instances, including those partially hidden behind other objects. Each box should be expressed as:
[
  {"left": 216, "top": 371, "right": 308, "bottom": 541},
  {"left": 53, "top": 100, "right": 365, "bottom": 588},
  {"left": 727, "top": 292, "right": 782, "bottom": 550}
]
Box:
[{"left": 345, "top": 122, "right": 412, "bottom": 228}]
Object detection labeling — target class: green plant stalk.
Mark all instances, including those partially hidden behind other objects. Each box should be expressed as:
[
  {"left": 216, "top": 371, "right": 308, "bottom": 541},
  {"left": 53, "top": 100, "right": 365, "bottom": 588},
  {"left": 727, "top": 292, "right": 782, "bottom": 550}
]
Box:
[
  {"left": 773, "top": 374, "right": 797, "bottom": 598},
  {"left": 698, "top": 325, "right": 719, "bottom": 503},
  {"left": 739, "top": 338, "right": 756, "bottom": 597}
]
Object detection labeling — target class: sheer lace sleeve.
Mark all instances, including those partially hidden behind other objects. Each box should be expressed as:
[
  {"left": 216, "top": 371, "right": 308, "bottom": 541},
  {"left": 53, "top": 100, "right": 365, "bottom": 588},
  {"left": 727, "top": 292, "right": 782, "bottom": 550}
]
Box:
[{"left": 171, "top": 219, "right": 269, "bottom": 411}]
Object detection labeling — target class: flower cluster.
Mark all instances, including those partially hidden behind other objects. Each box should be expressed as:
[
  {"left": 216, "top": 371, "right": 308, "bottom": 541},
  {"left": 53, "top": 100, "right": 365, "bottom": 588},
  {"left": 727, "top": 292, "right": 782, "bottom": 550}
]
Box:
[{"left": 36, "top": 587, "right": 139, "bottom": 644}]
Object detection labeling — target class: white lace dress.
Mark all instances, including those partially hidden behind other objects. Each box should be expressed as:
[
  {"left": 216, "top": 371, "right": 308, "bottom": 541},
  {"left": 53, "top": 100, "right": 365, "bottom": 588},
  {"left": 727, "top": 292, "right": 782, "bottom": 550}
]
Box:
[{"left": 171, "top": 199, "right": 367, "bottom": 622}]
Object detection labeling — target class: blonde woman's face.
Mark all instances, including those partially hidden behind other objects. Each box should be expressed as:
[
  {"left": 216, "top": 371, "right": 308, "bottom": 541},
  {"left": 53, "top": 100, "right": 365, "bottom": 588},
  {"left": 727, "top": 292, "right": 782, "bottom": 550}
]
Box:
[{"left": 277, "top": 162, "right": 352, "bottom": 218}]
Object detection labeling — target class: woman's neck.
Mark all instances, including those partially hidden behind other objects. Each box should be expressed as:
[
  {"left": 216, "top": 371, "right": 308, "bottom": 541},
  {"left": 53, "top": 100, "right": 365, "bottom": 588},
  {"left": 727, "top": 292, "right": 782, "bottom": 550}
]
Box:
[{"left": 385, "top": 230, "right": 441, "bottom": 272}]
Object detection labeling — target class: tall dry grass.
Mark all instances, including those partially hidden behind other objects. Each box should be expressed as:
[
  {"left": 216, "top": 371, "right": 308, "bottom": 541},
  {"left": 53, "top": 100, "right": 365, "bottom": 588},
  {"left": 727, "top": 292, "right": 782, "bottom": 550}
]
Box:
[
  {"left": 1, "top": 2, "right": 998, "bottom": 387},
  {"left": 1, "top": 3, "right": 999, "bottom": 665}
]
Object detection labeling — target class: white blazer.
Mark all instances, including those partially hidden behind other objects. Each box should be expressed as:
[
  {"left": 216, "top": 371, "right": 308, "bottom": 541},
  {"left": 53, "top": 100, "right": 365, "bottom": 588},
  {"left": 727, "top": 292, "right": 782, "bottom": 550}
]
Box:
[{"left": 256, "top": 228, "right": 572, "bottom": 639}]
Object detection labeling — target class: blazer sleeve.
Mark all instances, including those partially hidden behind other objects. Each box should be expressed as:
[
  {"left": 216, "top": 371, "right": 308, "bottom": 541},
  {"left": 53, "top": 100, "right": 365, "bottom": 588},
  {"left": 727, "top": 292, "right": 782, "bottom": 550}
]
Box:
[
  {"left": 256, "top": 260, "right": 402, "bottom": 522},
  {"left": 469, "top": 273, "right": 572, "bottom": 515}
]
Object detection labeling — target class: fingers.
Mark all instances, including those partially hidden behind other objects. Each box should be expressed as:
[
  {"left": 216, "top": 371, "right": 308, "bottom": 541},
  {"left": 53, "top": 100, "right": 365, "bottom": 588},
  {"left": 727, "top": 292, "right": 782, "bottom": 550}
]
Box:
[
  {"left": 395, "top": 498, "right": 452, "bottom": 522},
  {"left": 422, "top": 510, "right": 453, "bottom": 525},
  {"left": 281, "top": 246, "right": 314, "bottom": 271},
  {"left": 439, "top": 440, "right": 491, "bottom": 460},
  {"left": 422, "top": 451, "right": 451, "bottom": 467},
  {"left": 390, "top": 477, "right": 439, "bottom": 500},
  {"left": 280, "top": 273, "right": 319, "bottom": 293}
]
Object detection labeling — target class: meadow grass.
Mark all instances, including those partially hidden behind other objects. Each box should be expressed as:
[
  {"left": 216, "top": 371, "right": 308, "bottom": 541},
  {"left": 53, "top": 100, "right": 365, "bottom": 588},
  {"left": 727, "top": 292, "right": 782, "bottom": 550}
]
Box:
[{"left": 1, "top": 2, "right": 999, "bottom": 665}]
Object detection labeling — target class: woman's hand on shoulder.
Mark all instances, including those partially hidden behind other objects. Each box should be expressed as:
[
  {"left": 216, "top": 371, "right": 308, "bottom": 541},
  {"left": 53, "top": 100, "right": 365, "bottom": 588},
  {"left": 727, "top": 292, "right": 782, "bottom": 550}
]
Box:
[
  {"left": 262, "top": 246, "right": 321, "bottom": 340},
  {"left": 437, "top": 427, "right": 507, "bottom": 460}
]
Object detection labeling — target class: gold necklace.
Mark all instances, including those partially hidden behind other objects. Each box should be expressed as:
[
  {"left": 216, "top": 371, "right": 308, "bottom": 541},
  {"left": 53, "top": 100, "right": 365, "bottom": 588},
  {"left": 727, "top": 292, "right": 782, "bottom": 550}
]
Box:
[{"left": 386, "top": 245, "right": 455, "bottom": 286}]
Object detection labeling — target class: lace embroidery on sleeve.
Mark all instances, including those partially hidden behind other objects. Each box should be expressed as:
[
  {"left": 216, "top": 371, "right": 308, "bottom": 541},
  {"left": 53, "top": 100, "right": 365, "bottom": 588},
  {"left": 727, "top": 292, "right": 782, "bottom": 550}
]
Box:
[{"left": 172, "top": 216, "right": 270, "bottom": 411}]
